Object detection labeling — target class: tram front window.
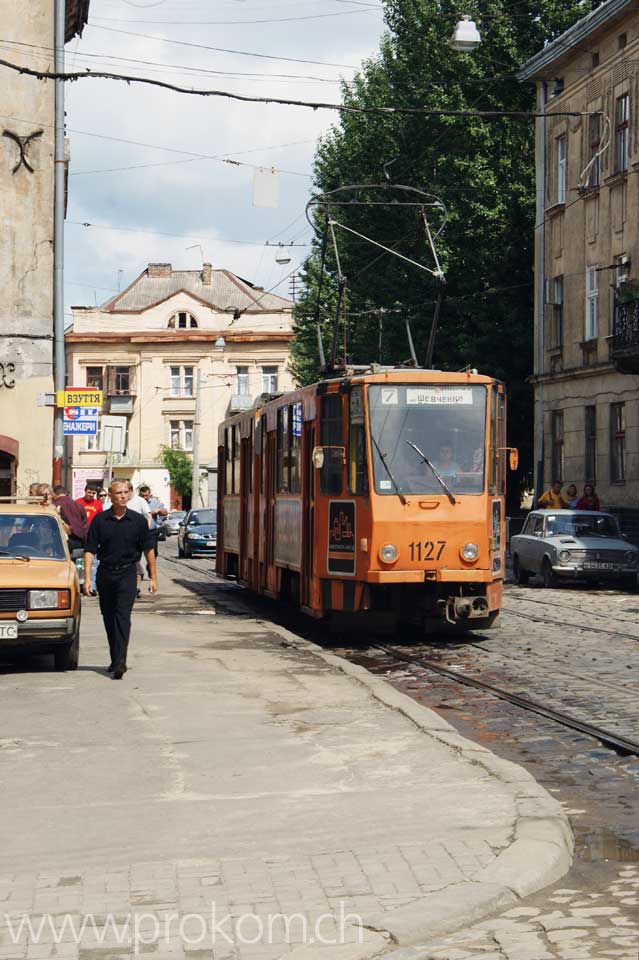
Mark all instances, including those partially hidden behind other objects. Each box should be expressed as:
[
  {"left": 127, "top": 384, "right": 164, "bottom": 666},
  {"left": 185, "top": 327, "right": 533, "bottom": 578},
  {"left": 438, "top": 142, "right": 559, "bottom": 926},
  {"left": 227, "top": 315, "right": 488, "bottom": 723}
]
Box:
[{"left": 368, "top": 384, "right": 488, "bottom": 496}]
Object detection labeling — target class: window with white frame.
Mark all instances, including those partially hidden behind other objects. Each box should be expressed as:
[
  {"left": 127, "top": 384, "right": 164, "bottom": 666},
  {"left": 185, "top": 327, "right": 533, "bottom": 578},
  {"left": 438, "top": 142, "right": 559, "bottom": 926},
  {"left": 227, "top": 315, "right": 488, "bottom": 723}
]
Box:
[
  {"left": 168, "top": 311, "right": 198, "bottom": 329},
  {"left": 615, "top": 93, "right": 630, "bottom": 172},
  {"left": 615, "top": 254, "right": 630, "bottom": 288},
  {"left": 585, "top": 266, "right": 599, "bottom": 340},
  {"left": 236, "top": 366, "right": 250, "bottom": 396},
  {"left": 556, "top": 134, "right": 567, "bottom": 203},
  {"left": 169, "top": 365, "right": 194, "bottom": 397},
  {"left": 86, "top": 429, "right": 102, "bottom": 452},
  {"left": 169, "top": 420, "right": 194, "bottom": 451},
  {"left": 262, "top": 365, "right": 278, "bottom": 393}
]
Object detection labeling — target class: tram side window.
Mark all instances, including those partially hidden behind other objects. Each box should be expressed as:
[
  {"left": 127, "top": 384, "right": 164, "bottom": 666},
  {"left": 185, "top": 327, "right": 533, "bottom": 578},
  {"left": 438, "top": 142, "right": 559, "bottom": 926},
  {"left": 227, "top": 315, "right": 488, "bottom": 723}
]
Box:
[
  {"left": 290, "top": 402, "right": 302, "bottom": 494},
  {"left": 225, "top": 427, "right": 232, "bottom": 494},
  {"left": 277, "top": 406, "right": 289, "bottom": 492},
  {"left": 320, "top": 394, "right": 344, "bottom": 495},
  {"left": 349, "top": 387, "right": 369, "bottom": 495},
  {"left": 488, "top": 390, "right": 506, "bottom": 496}
]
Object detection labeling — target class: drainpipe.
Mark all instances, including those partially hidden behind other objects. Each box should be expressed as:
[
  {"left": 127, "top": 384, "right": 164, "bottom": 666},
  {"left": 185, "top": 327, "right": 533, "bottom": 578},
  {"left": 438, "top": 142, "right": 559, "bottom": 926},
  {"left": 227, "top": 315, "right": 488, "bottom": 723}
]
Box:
[
  {"left": 52, "top": 0, "right": 66, "bottom": 486},
  {"left": 534, "top": 79, "right": 547, "bottom": 505}
]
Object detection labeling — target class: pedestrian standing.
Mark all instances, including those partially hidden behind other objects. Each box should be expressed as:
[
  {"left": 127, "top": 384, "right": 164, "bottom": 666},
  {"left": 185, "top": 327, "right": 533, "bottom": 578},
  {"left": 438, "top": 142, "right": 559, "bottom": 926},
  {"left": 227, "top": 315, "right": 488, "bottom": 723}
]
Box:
[
  {"left": 126, "top": 482, "right": 152, "bottom": 597},
  {"left": 576, "top": 484, "right": 601, "bottom": 511},
  {"left": 139, "top": 485, "right": 168, "bottom": 561},
  {"left": 84, "top": 480, "right": 157, "bottom": 679},
  {"left": 76, "top": 485, "right": 103, "bottom": 526},
  {"left": 51, "top": 485, "right": 88, "bottom": 552},
  {"left": 537, "top": 481, "right": 568, "bottom": 510}
]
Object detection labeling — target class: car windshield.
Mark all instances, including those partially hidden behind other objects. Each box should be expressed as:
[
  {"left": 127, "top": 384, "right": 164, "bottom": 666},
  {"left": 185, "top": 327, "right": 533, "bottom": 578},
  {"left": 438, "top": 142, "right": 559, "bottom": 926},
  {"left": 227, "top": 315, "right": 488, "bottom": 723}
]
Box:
[
  {"left": 545, "top": 514, "right": 620, "bottom": 538},
  {"left": 368, "top": 384, "right": 488, "bottom": 495},
  {"left": 189, "top": 509, "right": 216, "bottom": 525},
  {"left": 0, "top": 514, "right": 66, "bottom": 559}
]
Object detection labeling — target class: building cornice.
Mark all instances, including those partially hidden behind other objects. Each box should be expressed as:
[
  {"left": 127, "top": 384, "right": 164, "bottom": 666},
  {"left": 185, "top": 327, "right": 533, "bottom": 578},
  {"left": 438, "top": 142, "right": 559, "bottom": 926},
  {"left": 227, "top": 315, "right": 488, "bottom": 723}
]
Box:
[
  {"left": 65, "top": 331, "right": 294, "bottom": 345},
  {"left": 529, "top": 360, "right": 615, "bottom": 385},
  {"left": 66, "top": 0, "right": 91, "bottom": 42},
  {"left": 517, "top": 0, "right": 635, "bottom": 80}
]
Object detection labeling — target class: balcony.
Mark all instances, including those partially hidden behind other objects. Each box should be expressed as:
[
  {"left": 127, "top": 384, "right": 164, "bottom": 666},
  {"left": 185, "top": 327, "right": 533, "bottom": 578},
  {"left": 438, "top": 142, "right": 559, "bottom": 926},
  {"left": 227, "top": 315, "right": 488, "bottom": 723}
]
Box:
[
  {"left": 612, "top": 300, "right": 639, "bottom": 373},
  {"left": 227, "top": 394, "right": 253, "bottom": 414}
]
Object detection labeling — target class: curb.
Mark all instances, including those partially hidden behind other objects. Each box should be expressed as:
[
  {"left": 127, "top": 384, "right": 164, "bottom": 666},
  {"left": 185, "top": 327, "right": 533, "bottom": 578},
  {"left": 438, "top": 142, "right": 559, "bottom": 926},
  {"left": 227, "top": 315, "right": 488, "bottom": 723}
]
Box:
[{"left": 263, "top": 618, "right": 574, "bottom": 956}]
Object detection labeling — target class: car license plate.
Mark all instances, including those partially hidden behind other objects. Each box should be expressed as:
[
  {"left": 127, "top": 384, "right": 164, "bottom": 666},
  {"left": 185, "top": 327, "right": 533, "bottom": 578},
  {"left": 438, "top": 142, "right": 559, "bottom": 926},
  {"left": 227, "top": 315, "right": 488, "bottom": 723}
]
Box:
[
  {"left": 0, "top": 624, "right": 18, "bottom": 639},
  {"left": 583, "top": 561, "right": 615, "bottom": 570}
]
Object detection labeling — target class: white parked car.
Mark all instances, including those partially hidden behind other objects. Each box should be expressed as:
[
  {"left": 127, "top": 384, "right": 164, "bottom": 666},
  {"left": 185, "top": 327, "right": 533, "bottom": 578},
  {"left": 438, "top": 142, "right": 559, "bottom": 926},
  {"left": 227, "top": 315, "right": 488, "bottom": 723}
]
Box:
[
  {"left": 511, "top": 510, "right": 639, "bottom": 589},
  {"left": 165, "top": 511, "right": 186, "bottom": 536}
]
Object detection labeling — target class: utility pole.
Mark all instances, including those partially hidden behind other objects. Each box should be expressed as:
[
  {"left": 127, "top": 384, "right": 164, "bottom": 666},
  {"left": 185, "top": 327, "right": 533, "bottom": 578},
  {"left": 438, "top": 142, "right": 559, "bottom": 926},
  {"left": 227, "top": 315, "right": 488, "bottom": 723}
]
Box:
[
  {"left": 288, "top": 273, "right": 300, "bottom": 302},
  {"left": 52, "top": 0, "right": 66, "bottom": 485},
  {"left": 191, "top": 369, "right": 203, "bottom": 508}
]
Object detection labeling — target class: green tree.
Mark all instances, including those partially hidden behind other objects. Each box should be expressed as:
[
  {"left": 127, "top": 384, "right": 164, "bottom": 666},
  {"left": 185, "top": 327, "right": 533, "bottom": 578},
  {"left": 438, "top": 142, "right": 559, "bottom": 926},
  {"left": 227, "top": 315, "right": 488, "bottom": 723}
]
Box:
[
  {"left": 160, "top": 445, "right": 192, "bottom": 498},
  {"left": 292, "top": 0, "right": 598, "bottom": 507}
]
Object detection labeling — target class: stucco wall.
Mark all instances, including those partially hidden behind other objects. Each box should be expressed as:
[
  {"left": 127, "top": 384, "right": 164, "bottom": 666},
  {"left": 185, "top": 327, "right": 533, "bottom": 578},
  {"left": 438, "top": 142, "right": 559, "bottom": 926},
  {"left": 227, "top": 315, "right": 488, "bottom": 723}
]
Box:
[
  {"left": 67, "top": 292, "right": 295, "bottom": 505},
  {"left": 0, "top": 2, "right": 55, "bottom": 490}
]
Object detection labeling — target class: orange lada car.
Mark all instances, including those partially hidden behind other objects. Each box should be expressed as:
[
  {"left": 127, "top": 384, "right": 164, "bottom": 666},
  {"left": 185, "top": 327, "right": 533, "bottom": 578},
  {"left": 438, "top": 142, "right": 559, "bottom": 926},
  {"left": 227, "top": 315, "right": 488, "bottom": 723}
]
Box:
[{"left": 0, "top": 500, "right": 81, "bottom": 671}]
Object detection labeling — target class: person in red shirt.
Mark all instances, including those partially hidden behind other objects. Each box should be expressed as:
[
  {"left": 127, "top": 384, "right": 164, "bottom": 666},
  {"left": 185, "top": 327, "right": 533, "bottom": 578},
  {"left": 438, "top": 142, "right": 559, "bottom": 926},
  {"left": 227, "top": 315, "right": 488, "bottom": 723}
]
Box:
[
  {"left": 76, "top": 485, "right": 103, "bottom": 526},
  {"left": 576, "top": 483, "right": 601, "bottom": 511}
]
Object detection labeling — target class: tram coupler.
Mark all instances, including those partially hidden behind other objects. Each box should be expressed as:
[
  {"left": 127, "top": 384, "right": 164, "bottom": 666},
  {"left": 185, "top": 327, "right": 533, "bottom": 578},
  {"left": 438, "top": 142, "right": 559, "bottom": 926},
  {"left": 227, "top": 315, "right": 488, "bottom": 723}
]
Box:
[{"left": 445, "top": 595, "right": 490, "bottom": 624}]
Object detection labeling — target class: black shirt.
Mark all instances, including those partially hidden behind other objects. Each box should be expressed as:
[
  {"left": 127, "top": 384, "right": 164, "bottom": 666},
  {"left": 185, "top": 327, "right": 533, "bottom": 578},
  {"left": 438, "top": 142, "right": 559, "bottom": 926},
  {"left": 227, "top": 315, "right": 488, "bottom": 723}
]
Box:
[{"left": 86, "top": 508, "right": 154, "bottom": 566}]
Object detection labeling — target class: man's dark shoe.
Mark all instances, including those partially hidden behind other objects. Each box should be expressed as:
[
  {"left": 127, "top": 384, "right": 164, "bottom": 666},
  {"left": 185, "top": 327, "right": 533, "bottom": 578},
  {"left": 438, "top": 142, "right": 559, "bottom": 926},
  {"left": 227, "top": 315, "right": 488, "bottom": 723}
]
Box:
[
  {"left": 112, "top": 662, "right": 127, "bottom": 679},
  {"left": 106, "top": 663, "right": 115, "bottom": 672}
]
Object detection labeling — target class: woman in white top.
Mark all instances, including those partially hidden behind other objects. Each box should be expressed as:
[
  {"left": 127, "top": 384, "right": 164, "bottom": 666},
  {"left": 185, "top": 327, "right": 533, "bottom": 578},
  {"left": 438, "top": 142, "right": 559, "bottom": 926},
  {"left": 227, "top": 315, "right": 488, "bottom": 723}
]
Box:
[{"left": 566, "top": 483, "right": 579, "bottom": 509}]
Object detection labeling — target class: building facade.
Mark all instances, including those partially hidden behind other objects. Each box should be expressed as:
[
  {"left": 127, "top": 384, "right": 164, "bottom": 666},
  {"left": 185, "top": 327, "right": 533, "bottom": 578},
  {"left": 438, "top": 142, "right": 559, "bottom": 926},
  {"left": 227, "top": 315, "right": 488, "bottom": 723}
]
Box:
[
  {"left": 519, "top": 0, "right": 639, "bottom": 510},
  {"left": 65, "top": 263, "right": 295, "bottom": 507},
  {"left": 0, "top": 1, "right": 89, "bottom": 496}
]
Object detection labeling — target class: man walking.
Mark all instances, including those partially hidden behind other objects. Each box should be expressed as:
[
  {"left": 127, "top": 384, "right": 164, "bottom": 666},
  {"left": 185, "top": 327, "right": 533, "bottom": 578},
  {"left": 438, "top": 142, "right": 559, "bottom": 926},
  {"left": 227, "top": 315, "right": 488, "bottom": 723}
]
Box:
[{"left": 84, "top": 480, "right": 158, "bottom": 679}]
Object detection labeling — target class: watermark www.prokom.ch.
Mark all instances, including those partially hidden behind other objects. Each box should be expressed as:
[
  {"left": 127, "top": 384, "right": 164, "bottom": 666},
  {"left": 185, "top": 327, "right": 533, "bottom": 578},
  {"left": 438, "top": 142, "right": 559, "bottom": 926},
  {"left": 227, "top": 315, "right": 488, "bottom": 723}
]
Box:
[{"left": 4, "top": 902, "right": 365, "bottom": 953}]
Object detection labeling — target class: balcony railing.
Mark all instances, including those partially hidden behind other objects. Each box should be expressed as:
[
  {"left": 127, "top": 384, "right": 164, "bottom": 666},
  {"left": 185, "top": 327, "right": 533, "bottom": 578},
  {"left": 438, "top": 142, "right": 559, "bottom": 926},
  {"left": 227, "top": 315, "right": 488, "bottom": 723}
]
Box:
[{"left": 612, "top": 300, "right": 639, "bottom": 373}]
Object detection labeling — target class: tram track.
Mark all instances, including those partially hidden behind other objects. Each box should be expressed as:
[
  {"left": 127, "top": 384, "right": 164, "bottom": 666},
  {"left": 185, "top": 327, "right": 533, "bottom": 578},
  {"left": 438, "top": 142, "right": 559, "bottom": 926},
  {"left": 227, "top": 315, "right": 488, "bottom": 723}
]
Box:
[
  {"left": 159, "top": 552, "right": 639, "bottom": 752},
  {"left": 500, "top": 603, "right": 639, "bottom": 641},
  {"left": 507, "top": 588, "right": 639, "bottom": 626},
  {"left": 371, "top": 643, "right": 639, "bottom": 757}
]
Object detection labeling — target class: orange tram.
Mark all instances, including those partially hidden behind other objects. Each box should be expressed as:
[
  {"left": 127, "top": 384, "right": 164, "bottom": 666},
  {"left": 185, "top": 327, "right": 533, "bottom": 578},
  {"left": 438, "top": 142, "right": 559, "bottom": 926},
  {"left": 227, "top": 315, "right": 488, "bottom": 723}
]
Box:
[{"left": 216, "top": 368, "right": 516, "bottom": 633}]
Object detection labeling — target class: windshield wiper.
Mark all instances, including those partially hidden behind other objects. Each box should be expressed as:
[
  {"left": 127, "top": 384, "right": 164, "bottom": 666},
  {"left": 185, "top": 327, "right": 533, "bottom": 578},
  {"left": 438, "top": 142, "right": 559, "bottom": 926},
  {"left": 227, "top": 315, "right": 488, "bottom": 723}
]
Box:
[
  {"left": 370, "top": 435, "right": 407, "bottom": 505},
  {"left": 405, "top": 441, "right": 457, "bottom": 505},
  {"left": 0, "top": 551, "right": 30, "bottom": 561}
]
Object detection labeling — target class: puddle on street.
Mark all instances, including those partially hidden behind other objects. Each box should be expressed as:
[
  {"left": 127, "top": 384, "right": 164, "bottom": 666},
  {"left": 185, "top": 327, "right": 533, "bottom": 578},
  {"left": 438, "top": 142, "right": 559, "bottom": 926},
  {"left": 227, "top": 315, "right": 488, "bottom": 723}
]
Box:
[{"left": 579, "top": 829, "right": 639, "bottom": 862}]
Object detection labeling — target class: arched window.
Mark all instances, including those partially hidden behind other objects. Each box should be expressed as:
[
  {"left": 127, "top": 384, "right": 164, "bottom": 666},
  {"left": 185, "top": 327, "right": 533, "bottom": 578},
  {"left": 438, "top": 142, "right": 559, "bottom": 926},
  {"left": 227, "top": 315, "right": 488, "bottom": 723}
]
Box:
[{"left": 168, "top": 311, "right": 198, "bottom": 329}]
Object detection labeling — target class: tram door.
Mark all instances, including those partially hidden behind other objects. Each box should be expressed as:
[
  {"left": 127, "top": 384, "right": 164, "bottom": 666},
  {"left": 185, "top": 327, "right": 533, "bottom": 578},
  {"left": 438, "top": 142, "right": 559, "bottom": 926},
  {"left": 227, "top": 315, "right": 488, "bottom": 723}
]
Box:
[
  {"left": 239, "top": 432, "right": 252, "bottom": 584},
  {"left": 265, "top": 430, "right": 277, "bottom": 594},
  {"left": 301, "top": 423, "right": 315, "bottom": 608}
]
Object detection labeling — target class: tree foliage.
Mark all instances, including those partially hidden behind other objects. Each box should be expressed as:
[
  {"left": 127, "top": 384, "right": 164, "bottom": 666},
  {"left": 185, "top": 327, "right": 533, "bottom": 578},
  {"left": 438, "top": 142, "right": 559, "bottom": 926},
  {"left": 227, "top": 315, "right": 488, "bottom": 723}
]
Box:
[
  {"left": 160, "top": 445, "right": 192, "bottom": 496},
  {"left": 291, "top": 0, "right": 598, "bottom": 506}
]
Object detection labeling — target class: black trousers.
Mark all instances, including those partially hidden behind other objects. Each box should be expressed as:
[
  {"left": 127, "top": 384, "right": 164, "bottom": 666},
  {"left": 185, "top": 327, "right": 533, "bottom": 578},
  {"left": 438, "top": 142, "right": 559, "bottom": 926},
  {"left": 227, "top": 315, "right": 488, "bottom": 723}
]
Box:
[{"left": 96, "top": 566, "right": 137, "bottom": 667}]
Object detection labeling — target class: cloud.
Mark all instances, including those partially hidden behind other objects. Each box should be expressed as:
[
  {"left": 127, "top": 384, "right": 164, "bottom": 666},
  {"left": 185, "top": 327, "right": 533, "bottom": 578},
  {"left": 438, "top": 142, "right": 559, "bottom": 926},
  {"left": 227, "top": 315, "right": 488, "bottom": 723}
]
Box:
[{"left": 64, "top": 0, "right": 385, "bottom": 312}]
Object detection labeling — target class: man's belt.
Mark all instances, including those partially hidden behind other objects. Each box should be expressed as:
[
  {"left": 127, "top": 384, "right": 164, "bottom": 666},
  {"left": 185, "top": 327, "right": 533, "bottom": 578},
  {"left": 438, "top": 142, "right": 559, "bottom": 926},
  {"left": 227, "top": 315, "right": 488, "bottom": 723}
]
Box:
[{"left": 99, "top": 561, "right": 137, "bottom": 573}]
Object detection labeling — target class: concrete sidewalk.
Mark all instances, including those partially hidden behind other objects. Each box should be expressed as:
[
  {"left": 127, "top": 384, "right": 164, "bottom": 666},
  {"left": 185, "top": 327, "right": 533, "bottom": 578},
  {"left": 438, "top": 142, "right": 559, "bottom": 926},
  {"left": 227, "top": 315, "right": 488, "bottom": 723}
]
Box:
[{"left": 0, "top": 560, "right": 572, "bottom": 959}]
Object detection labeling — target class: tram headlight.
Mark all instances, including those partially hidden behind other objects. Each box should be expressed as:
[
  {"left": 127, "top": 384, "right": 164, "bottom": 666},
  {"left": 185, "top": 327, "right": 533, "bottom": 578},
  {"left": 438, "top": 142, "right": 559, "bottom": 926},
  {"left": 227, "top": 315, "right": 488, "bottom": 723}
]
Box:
[
  {"left": 379, "top": 543, "right": 398, "bottom": 564},
  {"left": 460, "top": 542, "right": 479, "bottom": 562},
  {"left": 558, "top": 550, "right": 571, "bottom": 564}
]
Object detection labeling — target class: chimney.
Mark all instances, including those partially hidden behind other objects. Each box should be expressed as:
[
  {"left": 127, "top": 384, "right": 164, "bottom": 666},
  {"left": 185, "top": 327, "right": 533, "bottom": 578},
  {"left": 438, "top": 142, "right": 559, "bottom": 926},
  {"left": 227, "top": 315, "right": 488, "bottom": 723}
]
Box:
[
  {"left": 147, "top": 263, "right": 172, "bottom": 278},
  {"left": 201, "top": 263, "right": 213, "bottom": 285}
]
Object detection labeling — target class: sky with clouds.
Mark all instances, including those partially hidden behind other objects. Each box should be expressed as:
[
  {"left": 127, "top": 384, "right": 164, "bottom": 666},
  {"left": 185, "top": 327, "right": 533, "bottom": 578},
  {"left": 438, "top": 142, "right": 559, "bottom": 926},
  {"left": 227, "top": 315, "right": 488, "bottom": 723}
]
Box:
[{"left": 63, "top": 0, "right": 387, "bottom": 317}]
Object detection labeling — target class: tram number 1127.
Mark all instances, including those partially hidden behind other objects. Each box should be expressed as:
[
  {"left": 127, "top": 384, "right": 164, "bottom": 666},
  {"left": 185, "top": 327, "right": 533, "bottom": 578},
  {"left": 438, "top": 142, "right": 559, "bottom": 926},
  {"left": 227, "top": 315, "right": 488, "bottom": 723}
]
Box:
[{"left": 409, "top": 540, "right": 446, "bottom": 562}]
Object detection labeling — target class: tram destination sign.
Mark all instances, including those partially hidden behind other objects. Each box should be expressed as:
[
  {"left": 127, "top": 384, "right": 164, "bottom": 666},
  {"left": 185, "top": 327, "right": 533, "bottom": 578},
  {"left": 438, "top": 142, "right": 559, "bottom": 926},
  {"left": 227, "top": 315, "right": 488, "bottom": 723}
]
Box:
[
  {"left": 406, "top": 387, "right": 474, "bottom": 405},
  {"left": 57, "top": 388, "right": 103, "bottom": 408}
]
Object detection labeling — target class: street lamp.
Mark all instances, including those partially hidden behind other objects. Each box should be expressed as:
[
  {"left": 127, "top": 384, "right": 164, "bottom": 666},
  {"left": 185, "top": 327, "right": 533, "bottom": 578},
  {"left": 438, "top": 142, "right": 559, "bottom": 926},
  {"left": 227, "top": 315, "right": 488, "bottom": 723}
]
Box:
[{"left": 450, "top": 16, "right": 481, "bottom": 51}]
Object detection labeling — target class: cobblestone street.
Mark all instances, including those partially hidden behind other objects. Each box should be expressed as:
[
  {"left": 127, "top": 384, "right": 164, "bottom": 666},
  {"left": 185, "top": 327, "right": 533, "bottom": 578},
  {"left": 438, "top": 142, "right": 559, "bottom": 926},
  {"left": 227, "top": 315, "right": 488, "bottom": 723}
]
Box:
[{"left": 343, "top": 580, "right": 639, "bottom": 959}]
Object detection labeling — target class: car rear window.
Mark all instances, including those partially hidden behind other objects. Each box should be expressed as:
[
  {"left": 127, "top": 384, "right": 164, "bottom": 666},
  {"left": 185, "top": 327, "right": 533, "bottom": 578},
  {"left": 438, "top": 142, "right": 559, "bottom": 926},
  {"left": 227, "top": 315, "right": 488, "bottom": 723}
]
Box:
[{"left": 0, "top": 515, "right": 67, "bottom": 560}]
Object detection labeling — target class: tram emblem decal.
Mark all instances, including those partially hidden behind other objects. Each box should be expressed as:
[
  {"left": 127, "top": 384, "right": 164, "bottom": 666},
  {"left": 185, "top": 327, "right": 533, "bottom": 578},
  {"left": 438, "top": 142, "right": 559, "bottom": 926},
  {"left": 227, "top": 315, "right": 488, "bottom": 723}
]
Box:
[{"left": 328, "top": 500, "right": 356, "bottom": 576}]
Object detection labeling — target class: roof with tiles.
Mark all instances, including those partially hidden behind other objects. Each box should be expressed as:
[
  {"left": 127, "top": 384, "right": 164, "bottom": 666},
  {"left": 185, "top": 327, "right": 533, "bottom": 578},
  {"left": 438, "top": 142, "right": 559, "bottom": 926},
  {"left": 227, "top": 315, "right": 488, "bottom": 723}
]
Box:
[{"left": 101, "top": 264, "right": 293, "bottom": 314}]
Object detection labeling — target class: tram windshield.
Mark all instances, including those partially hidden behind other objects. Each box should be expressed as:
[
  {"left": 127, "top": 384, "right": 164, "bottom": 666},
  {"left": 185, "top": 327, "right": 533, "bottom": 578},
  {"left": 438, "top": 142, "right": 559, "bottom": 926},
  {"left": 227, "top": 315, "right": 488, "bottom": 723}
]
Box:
[{"left": 368, "top": 384, "right": 488, "bottom": 496}]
